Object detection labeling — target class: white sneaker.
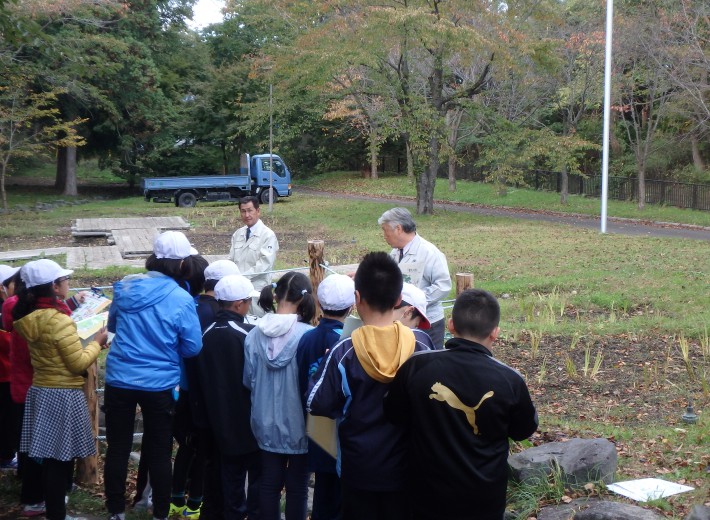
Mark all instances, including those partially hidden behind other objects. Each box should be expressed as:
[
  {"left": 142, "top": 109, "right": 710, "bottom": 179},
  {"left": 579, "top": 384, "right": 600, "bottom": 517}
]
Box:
[{"left": 21, "top": 502, "right": 46, "bottom": 517}]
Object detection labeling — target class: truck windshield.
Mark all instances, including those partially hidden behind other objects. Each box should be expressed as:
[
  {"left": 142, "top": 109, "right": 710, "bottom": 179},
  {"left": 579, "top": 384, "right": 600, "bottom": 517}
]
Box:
[{"left": 261, "top": 158, "right": 285, "bottom": 177}]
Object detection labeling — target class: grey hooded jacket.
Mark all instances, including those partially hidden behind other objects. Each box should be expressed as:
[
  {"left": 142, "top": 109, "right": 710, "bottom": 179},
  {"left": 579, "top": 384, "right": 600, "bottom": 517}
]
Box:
[{"left": 243, "top": 313, "right": 313, "bottom": 454}]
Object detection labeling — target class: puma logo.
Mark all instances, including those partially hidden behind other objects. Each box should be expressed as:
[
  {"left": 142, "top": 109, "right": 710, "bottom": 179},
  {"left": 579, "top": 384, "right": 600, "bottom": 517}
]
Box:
[{"left": 429, "top": 382, "right": 494, "bottom": 435}]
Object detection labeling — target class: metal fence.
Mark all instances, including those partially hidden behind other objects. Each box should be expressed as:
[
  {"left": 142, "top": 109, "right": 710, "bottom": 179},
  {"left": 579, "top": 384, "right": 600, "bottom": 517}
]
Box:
[{"left": 525, "top": 171, "right": 710, "bottom": 211}]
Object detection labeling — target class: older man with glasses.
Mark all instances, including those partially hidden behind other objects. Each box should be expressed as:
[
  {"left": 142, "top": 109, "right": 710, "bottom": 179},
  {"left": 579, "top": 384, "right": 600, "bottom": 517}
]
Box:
[{"left": 378, "top": 207, "right": 452, "bottom": 349}]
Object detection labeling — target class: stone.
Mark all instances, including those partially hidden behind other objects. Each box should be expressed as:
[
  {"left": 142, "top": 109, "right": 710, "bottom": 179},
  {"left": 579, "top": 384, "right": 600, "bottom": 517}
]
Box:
[
  {"left": 509, "top": 438, "right": 617, "bottom": 488},
  {"left": 686, "top": 505, "right": 710, "bottom": 520},
  {"left": 538, "top": 499, "right": 663, "bottom": 520}
]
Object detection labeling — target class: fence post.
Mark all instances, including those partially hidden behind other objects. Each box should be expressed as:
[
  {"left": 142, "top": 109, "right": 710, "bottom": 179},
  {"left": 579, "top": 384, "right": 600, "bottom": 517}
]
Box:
[
  {"left": 308, "top": 240, "right": 325, "bottom": 321},
  {"left": 76, "top": 360, "right": 99, "bottom": 485},
  {"left": 455, "top": 273, "right": 474, "bottom": 296}
]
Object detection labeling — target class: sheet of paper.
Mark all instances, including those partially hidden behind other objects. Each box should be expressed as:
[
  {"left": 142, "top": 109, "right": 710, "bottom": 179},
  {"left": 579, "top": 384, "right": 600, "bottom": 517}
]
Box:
[
  {"left": 607, "top": 478, "right": 694, "bottom": 502},
  {"left": 75, "top": 311, "right": 109, "bottom": 340},
  {"left": 306, "top": 414, "right": 337, "bottom": 459},
  {"left": 71, "top": 293, "right": 112, "bottom": 322}
]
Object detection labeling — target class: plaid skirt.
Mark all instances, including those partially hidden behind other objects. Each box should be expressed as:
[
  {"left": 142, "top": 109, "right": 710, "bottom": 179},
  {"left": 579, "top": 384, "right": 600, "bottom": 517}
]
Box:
[{"left": 20, "top": 386, "right": 96, "bottom": 461}]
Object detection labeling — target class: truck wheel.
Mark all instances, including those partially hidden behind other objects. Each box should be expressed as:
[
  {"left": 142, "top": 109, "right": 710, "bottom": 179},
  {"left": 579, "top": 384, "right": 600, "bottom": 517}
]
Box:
[
  {"left": 177, "top": 192, "right": 197, "bottom": 208},
  {"left": 259, "top": 188, "right": 278, "bottom": 205}
]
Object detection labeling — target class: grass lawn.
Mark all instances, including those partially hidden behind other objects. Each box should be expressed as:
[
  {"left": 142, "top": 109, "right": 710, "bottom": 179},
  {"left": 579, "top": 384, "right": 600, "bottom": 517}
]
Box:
[
  {"left": 297, "top": 171, "right": 710, "bottom": 228},
  {"left": 0, "top": 173, "right": 708, "bottom": 519}
]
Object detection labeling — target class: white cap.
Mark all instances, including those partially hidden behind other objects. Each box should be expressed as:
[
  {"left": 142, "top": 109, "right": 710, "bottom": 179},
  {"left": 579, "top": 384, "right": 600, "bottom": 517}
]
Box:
[
  {"left": 0, "top": 264, "right": 21, "bottom": 285},
  {"left": 153, "top": 231, "right": 198, "bottom": 260},
  {"left": 214, "top": 274, "right": 260, "bottom": 301},
  {"left": 204, "top": 259, "right": 241, "bottom": 281},
  {"left": 317, "top": 274, "right": 355, "bottom": 311},
  {"left": 21, "top": 259, "right": 74, "bottom": 288},
  {"left": 401, "top": 282, "right": 430, "bottom": 330}
]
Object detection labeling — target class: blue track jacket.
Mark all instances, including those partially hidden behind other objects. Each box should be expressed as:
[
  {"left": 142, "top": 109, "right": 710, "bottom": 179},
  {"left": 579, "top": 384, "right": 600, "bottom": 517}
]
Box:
[{"left": 106, "top": 272, "right": 202, "bottom": 391}]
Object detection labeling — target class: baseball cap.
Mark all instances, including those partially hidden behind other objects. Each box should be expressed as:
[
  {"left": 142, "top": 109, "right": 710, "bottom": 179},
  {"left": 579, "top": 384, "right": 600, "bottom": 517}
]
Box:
[
  {"left": 400, "top": 282, "right": 431, "bottom": 330},
  {"left": 153, "top": 231, "right": 198, "bottom": 260},
  {"left": 0, "top": 264, "right": 21, "bottom": 285},
  {"left": 204, "top": 259, "right": 241, "bottom": 281},
  {"left": 21, "top": 259, "right": 74, "bottom": 288},
  {"left": 214, "top": 274, "right": 260, "bottom": 301},
  {"left": 317, "top": 274, "right": 355, "bottom": 311}
]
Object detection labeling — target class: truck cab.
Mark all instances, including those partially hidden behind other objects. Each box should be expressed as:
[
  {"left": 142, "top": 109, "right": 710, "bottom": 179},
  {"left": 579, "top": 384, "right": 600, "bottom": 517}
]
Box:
[{"left": 244, "top": 154, "right": 293, "bottom": 204}]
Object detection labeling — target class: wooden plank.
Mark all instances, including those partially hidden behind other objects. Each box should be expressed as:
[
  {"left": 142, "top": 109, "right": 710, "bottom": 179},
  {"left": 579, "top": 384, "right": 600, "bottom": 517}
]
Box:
[
  {"left": 0, "top": 247, "right": 71, "bottom": 261},
  {"left": 112, "top": 228, "right": 159, "bottom": 257}
]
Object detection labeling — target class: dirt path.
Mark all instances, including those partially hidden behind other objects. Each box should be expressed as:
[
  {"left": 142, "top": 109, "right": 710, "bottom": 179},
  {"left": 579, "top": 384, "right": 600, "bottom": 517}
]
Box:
[{"left": 298, "top": 187, "right": 710, "bottom": 241}]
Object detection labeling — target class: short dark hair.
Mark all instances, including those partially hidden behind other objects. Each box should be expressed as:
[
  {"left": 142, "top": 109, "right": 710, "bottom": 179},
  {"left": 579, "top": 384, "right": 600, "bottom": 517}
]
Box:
[
  {"left": 322, "top": 307, "right": 350, "bottom": 318},
  {"left": 204, "top": 279, "right": 218, "bottom": 292},
  {"left": 239, "top": 195, "right": 260, "bottom": 209},
  {"left": 451, "top": 289, "right": 500, "bottom": 339},
  {"left": 354, "top": 252, "right": 402, "bottom": 313},
  {"left": 145, "top": 254, "right": 184, "bottom": 280},
  {"left": 179, "top": 255, "right": 209, "bottom": 297}
]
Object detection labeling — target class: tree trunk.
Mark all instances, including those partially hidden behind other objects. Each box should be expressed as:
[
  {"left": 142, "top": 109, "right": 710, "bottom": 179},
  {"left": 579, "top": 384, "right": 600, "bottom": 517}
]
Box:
[
  {"left": 404, "top": 137, "right": 415, "bottom": 183},
  {"left": 691, "top": 134, "right": 705, "bottom": 171},
  {"left": 637, "top": 160, "right": 646, "bottom": 210},
  {"left": 560, "top": 166, "right": 569, "bottom": 205},
  {"left": 417, "top": 136, "right": 438, "bottom": 215},
  {"left": 55, "top": 146, "right": 67, "bottom": 190},
  {"left": 369, "top": 134, "right": 379, "bottom": 180},
  {"left": 448, "top": 155, "right": 456, "bottom": 192},
  {"left": 63, "top": 146, "right": 78, "bottom": 196},
  {"left": 1, "top": 160, "right": 8, "bottom": 211}
]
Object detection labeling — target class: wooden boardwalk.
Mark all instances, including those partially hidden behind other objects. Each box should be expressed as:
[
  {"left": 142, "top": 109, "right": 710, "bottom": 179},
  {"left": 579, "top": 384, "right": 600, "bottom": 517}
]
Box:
[
  {"left": 66, "top": 246, "right": 126, "bottom": 269},
  {"left": 72, "top": 216, "right": 190, "bottom": 237},
  {"left": 110, "top": 228, "right": 160, "bottom": 257}
]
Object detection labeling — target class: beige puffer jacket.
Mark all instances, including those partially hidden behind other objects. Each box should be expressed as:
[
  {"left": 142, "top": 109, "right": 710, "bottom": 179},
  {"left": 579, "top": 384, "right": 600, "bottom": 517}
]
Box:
[{"left": 13, "top": 308, "right": 101, "bottom": 389}]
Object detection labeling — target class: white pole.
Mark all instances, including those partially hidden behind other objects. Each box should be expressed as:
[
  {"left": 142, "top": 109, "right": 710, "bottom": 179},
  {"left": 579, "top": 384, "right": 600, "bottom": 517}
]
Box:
[
  {"left": 600, "top": 0, "right": 614, "bottom": 233},
  {"left": 269, "top": 83, "right": 274, "bottom": 213}
]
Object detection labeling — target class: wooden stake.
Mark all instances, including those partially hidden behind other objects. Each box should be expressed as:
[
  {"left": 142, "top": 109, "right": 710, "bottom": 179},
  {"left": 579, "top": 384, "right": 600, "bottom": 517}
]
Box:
[
  {"left": 307, "top": 240, "right": 325, "bottom": 323},
  {"left": 455, "top": 273, "right": 474, "bottom": 295},
  {"left": 76, "top": 360, "right": 99, "bottom": 485}
]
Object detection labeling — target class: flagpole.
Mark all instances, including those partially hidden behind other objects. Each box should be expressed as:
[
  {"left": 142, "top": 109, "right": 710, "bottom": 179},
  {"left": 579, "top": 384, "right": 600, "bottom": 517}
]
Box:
[{"left": 600, "top": 0, "right": 614, "bottom": 233}]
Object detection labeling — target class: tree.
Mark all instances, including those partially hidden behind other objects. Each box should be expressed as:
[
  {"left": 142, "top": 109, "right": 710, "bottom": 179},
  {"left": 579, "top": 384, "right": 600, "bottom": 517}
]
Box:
[
  {"left": 653, "top": 0, "right": 709, "bottom": 171},
  {"left": 0, "top": 74, "right": 85, "bottom": 209},
  {"left": 615, "top": 3, "right": 675, "bottom": 209},
  {"left": 549, "top": 2, "right": 604, "bottom": 203}
]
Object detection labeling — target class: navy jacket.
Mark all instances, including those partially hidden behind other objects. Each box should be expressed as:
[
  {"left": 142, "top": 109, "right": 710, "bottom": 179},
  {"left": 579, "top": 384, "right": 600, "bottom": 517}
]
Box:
[
  {"left": 307, "top": 332, "right": 430, "bottom": 492},
  {"left": 296, "top": 317, "right": 344, "bottom": 473}
]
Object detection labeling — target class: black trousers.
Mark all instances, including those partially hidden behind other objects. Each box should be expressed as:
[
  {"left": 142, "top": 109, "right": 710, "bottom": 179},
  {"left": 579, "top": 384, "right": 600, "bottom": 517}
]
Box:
[
  {"left": 340, "top": 481, "right": 410, "bottom": 520},
  {"left": 103, "top": 385, "right": 175, "bottom": 518},
  {"left": 221, "top": 450, "right": 261, "bottom": 520},
  {"left": 172, "top": 391, "right": 205, "bottom": 504},
  {"left": 43, "top": 458, "right": 73, "bottom": 520},
  {"left": 0, "top": 381, "right": 20, "bottom": 461}
]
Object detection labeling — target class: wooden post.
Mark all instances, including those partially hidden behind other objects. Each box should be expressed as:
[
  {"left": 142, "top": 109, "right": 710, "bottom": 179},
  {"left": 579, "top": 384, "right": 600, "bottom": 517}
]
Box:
[
  {"left": 307, "top": 240, "right": 325, "bottom": 323},
  {"left": 76, "top": 360, "right": 99, "bottom": 485},
  {"left": 455, "top": 273, "right": 474, "bottom": 296}
]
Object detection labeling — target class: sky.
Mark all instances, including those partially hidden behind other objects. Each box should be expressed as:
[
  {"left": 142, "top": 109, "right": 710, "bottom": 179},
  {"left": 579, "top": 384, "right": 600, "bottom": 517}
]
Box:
[{"left": 189, "top": 0, "right": 226, "bottom": 29}]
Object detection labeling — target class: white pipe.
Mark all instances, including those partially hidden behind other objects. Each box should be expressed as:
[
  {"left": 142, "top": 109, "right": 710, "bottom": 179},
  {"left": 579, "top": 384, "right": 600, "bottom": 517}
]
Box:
[{"left": 600, "top": 0, "right": 614, "bottom": 233}]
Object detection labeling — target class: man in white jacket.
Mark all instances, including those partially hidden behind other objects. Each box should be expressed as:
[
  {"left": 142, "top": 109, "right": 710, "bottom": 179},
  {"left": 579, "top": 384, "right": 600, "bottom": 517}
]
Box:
[
  {"left": 228, "top": 196, "right": 279, "bottom": 292},
  {"left": 378, "top": 207, "right": 452, "bottom": 349}
]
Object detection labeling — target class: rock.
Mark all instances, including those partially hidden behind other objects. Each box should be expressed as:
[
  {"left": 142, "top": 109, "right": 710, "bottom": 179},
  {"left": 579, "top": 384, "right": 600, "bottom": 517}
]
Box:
[
  {"left": 686, "top": 505, "right": 710, "bottom": 520},
  {"left": 509, "top": 438, "right": 617, "bottom": 488},
  {"left": 538, "top": 499, "right": 663, "bottom": 520}
]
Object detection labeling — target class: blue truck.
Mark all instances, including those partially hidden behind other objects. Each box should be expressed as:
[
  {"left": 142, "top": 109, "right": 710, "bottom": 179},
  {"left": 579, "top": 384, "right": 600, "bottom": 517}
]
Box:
[{"left": 143, "top": 153, "right": 292, "bottom": 207}]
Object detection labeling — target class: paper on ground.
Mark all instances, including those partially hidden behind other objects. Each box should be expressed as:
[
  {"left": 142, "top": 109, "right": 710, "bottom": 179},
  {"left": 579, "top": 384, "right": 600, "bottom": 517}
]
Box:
[{"left": 607, "top": 478, "right": 694, "bottom": 502}]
